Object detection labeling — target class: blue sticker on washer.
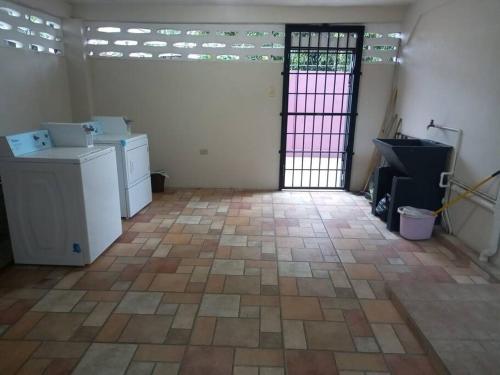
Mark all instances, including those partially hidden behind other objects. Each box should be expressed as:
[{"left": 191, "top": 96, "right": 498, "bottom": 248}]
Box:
[
  {"left": 120, "top": 140, "right": 127, "bottom": 146},
  {"left": 72, "top": 243, "right": 82, "bottom": 253}
]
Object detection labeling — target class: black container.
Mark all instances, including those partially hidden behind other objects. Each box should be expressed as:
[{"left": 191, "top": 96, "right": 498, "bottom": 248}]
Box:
[
  {"left": 151, "top": 173, "right": 166, "bottom": 193},
  {"left": 372, "top": 138, "right": 452, "bottom": 231}
]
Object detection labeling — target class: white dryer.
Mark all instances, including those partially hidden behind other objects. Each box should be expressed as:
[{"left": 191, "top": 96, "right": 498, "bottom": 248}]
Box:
[
  {"left": 0, "top": 130, "right": 122, "bottom": 266},
  {"left": 92, "top": 117, "right": 152, "bottom": 218}
]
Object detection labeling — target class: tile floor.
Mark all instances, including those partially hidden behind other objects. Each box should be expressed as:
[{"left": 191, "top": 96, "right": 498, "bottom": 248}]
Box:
[
  {"left": 389, "top": 282, "right": 500, "bottom": 375},
  {"left": 0, "top": 189, "right": 493, "bottom": 375}
]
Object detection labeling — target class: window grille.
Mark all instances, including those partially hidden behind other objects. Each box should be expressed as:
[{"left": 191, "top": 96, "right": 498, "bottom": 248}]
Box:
[{"left": 0, "top": 0, "right": 64, "bottom": 56}]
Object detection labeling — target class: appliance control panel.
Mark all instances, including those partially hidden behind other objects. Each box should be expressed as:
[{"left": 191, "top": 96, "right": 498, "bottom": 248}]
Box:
[
  {"left": 92, "top": 116, "right": 131, "bottom": 135},
  {"left": 0, "top": 130, "right": 53, "bottom": 157},
  {"left": 41, "top": 122, "right": 99, "bottom": 147}
]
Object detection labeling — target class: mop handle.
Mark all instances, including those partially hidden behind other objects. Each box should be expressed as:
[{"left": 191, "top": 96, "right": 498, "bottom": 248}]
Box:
[{"left": 433, "top": 170, "right": 500, "bottom": 216}]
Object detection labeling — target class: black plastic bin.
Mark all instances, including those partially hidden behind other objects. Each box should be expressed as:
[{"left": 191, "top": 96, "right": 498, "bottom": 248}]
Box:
[{"left": 151, "top": 173, "right": 167, "bottom": 193}]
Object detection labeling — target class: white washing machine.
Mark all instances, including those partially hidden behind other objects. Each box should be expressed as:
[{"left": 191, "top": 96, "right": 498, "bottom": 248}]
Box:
[
  {"left": 0, "top": 129, "right": 122, "bottom": 266},
  {"left": 43, "top": 117, "right": 152, "bottom": 219}
]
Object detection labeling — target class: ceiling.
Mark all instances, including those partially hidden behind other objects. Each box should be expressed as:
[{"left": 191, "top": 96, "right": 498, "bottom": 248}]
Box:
[{"left": 68, "top": 0, "right": 415, "bottom": 6}]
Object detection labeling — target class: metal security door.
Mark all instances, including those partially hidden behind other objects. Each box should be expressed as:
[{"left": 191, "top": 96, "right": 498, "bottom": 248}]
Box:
[{"left": 279, "top": 25, "right": 364, "bottom": 190}]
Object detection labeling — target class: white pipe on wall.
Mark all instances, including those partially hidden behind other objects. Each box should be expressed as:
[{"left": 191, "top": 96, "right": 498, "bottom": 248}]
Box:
[{"left": 479, "top": 187, "right": 500, "bottom": 262}]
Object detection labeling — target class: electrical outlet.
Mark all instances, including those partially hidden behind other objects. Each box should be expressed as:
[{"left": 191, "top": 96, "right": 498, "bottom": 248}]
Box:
[{"left": 200, "top": 149, "right": 208, "bottom": 155}]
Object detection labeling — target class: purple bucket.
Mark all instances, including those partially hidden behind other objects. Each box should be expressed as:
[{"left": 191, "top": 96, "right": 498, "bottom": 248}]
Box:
[{"left": 397, "top": 206, "right": 437, "bottom": 240}]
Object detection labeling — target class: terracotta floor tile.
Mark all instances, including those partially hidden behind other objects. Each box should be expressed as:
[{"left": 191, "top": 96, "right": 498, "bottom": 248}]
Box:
[
  {"left": 43, "top": 358, "right": 79, "bottom": 375},
  {"left": 83, "top": 301, "right": 117, "bottom": 327},
  {"left": 107, "top": 243, "right": 142, "bottom": 257},
  {"left": 191, "top": 317, "right": 216, "bottom": 345},
  {"left": 385, "top": 354, "right": 437, "bottom": 375},
  {"left": 199, "top": 294, "right": 240, "bottom": 317},
  {"left": 165, "top": 328, "right": 191, "bottom": 344},
  {"left": 211, "top": 259, "right": 245, "bottom": 275},
  {"left": 286, "top": 350, "right": 337, "bottom": 375},
  {"left": 241, "top": 295, "right": 280, "bottom": 307},
  {"left": 133, "top": 344, "right": 185, "bottom": 362},
  {"left": 305, "top": 321, "right": 355, "bottom": 351},
  {"left": 149, "top": 274, "right": 190, "bottom": 292},
  {"left": 172, "top": 304, "right": 198, "bottom": 329},
  {"left": 33, "top": 342, "right": 89, "bottom": 359},
  {"left": 281, "top": 296, "right": 323, "bottom": 320},
  {"left": 213, "top": 318, "right": 260, "bottom": 347},
  {"left": 152, "top": 362, "right": 180, "bottom": 374},
  {"left": 361, "top": 300, "right": 404, "bottom": 323},
  {"left": 26, "top": 313, "right": 86, "bottom": 341},
  {"left": 115, "top": 291, "right": 163, "bottom": 314},
  {"left": 279, "top": 277, "right": 298, "bottom": 295},
  {"left": 119, "top": 315, "right": 172, "bottom": 343},
  {"left": 393, "top": 324, "right": 425, "bottom": 354},
  {"left": 0, "top": 300, "right": 36, "bottom": 324},
  {"left": 129, "top": 222, "right": 159, "bottom": 233},
  {"left": 143, "top": 259, "right": 179, "bottom": 273},
  {"left": 334, "top": 352, "right": 387, "bottom": 372},
  {"left": 72, "top": 343, "right": 137, "bottom": 375},
  {"left": 261, "top": 306, "right": 281, "bottom": 333},
  {"left": 95, "top": 314, "right": 131, "bottom": 342},
  {"left": 371, "top": 323, "right": 405, "bottom": 354},
  {"left": 70, "top": 326, "right": 100, "bottom": 342},
  {"left": 180, "top": 346, "right": 233, "bottom": 375},
  {"left": 82, "top": 291, "right": 125, "bottom": 302},
  {"left": 278, "top": 262, "right": 312, "bottom": 278},
  {"left": 168, "top": 245, "right": 201, "bottom": 258},
  {"left": 344, "top": 264, "right": 383, "bottom": 281},
  {"left": 297, "top": 278, "right": 336, "bottom": 297},
  {"left": 163, "top": 234, "right": 193, "bottom": 245},
  {"left": 230, "top": 247, "right": 261, "bottom": 261},
  {"left": 283, "top": 320, "right": 307, "bottom": 349},
  {"left": 291, "top": 248, "right": 324, "bottom": 262},
  {"left": 224, "top": 275, "right": 260, "bottom": 295},
  {"left": 163, "top": 292, "right": 202, "bottom": 304},
  {"left": 73, "top": 272, "right": 120, "bottom": 290},
  {"left": 260, "top": 332, "right": 283, "bottom": 348},
  {"left": 235, "top": 348, "right": 284, "bottom": 367},
  {"left": 16, "top": 358, "right": 51, "bottom": 374},
  {"left": 0, "top": 340, "right": 40, "bottom": 375},
  {"left": 130, "top": 273, "right": 155, "bottom": 291},
  {"left": 3, "top": 311, "right": 45, "bottom": 339},
  {"left": 344, "top": 309, "right": 373, "bottom": 337}
]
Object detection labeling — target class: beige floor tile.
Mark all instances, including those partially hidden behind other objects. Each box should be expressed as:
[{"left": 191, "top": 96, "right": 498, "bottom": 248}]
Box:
[
  {"left": 115, "top": 292, "right": 163, "bottom": 314},
  {"left": 199, "top": 294, "right": 240, "bottom": 317},
  {"left": 282, "top": 320, "right": 307, "bottom": 349}
]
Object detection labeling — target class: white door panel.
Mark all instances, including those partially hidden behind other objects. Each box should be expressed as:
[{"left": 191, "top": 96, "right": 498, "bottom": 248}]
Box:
[
  {"left": 125, "top": 144, "right": 150, "bottom": 187},
  {"left": 126, "top": 176, "right": 152, "bottom": 218}
]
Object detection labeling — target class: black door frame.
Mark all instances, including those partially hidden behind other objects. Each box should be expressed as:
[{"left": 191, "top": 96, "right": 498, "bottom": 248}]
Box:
[{"left": 278, "top": 24, "right": 365, "bottom": 190}]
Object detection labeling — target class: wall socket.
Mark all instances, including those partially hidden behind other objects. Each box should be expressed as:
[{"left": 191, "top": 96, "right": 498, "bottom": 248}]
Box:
[{"left": 199, "top": 149, "right": 209, "bottom": 155}]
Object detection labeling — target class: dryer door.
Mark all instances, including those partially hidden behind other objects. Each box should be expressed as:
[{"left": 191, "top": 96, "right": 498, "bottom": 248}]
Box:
[{"left": 125, "top": 142, "right": 150, "bottom": 187}]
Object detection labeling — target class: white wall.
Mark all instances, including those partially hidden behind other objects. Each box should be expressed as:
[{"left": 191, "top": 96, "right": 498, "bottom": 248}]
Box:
[
  {"left": 11, "top": 0, "right": 71, "bottom": 18},
  {"left": 72, "top": 3, "right": 405, "bottom": 24},
  {"left": 0, "top": 48, "right": 72, "bottom": 135},
  {"left": 396, "top": 0, "right": 500, "bottom": 254},
  {"left": 90, "top": 60, "right": 394, "bottom": 190},
  {"left": 79, "top": 4, "right": 399, "bottom": 189},
  {"left": 91, "top": 60, "right": 283, "bottom": 188},
  {"left": 0, "top": 0, "right": 73, "bottom": 136}
]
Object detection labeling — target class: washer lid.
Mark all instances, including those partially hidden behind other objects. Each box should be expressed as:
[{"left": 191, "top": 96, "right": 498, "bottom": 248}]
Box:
[
  {"left": 13, "top": 146, "right": 114, "bottom": 164},
  {"left": 93, "top": 133, "right": 147, "bottom": 145}
]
